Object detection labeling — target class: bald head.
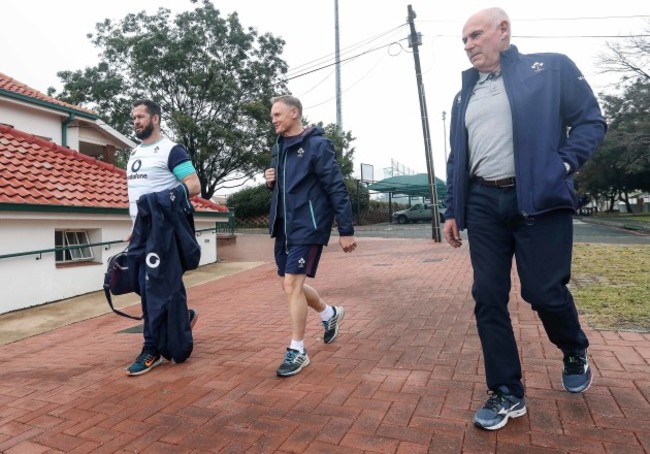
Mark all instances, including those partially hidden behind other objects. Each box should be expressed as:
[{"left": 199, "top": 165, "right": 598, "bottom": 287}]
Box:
[
  {"left": 462, "top": 7, "right": 511, "bottom": 73},
  {"left": 474, "top": 8, "right": 510, "bottom": 42}
]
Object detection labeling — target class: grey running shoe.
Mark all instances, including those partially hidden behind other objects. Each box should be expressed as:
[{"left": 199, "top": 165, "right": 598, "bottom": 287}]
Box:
[
  {"left": 473, "top": 386, "right": 527, "bottom": 430},
  {"left": 323, "top": 306, "right": 345, "bottom": 344},
  {"left": 562, "top": 349, "right": 592, "bottom": 393},
  {"left": 276, "top": 348, "right": 310, "bottom": 377}
]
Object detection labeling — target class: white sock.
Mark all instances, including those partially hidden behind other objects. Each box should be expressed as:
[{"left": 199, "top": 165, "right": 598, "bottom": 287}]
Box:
[
  {"left": 319, "top": 305, "right": 334, "bottom": 322},
  {"left": 289, "top": 339, "right": 305, "bottom": 354}
]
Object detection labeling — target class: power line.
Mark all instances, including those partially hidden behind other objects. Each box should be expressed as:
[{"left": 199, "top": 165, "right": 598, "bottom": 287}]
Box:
[
  {"left": 287, "top": 31, "right": 648, "bottom": 82},
  {"left": 304, "top": 50, "right": 388, "bottom": 110},
  {"left": 286, "top": 14, "right": 647, "bottom": 82},
  {"left": 516, "top": 34, "right": 650, "bottom": 39},
  {"left": 429, "top": 33, "right": 650, "bottom": 39},
  {"left": 295, "top": 68, "right": 336, "bottom": 98},
  {"left": 418, "top": 14, "right": 650, "bottom": 24},
  {"left": 516, "top": 14, "right": 650, "bottom": 21},
  {"left": 287, "top": 41, "right": 400, "bottom": 81},
  {"left": 296, "top": 56, "right": 358, "bottom": 98},
  {"left": 286, "top": 24, "right": 407, "bottom": 78}
]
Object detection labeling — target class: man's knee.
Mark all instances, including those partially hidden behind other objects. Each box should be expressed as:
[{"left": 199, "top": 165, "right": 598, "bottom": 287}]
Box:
[
  {"left": 282, "top": 274, "right": 305, "bottom": 295},
  {"left": 521, "top": 284, "right": 572, "bottom": 312}
]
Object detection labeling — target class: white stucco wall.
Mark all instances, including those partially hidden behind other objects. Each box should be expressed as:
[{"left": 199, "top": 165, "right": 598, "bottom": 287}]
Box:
[
  {"left": 1, "top": 98, "right": 131, "bottom": 152},
  {"left": 0, "top": 211, "right": 225, "bottom": 314},
  {"left": 1, "top": 99, "right": 64, "bottom": 144},
  {"left": 77, "top": 123, "right": 114, "bottom": 146}
]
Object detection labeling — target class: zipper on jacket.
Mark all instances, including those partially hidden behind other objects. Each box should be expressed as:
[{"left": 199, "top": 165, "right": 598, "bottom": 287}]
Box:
[
  {"left": 282, "top": 150, "right": 289, "bottom": 254},
  {"left": 308, "top": 200, "right": 317, "bottom": 230},
  {"left": 271, "top": 146, "right": 280, "bottom": 238},
  {"left": 501, "top": 65, "right": 525, "bottom": 216}
]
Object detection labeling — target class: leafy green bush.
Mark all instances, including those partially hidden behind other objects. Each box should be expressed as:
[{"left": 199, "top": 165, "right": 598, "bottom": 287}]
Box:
[{"left": 227, "top": 184, "right": 272, "bottom": 219}]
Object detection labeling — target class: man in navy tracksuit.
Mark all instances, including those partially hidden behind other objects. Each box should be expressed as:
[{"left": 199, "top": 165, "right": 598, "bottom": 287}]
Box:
[
  {"left": 443, "top": 8, "right": 606, "bottom": 430},
  {"left": 264, "top": 95, "right": 357, "bottom": 377},
  {"left": 125, "top": 99, "right": 202, "bottom": 376}
]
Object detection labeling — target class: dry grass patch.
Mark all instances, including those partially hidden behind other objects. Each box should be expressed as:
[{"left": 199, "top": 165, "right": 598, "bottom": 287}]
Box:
[{"left": 572, "top": 243, "right": 650, "bottom": 331}]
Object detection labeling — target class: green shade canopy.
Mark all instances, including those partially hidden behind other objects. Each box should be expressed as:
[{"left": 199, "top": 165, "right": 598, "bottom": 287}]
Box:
[{"left": 367, "top": 173, "right": 446, "bottom": 202}]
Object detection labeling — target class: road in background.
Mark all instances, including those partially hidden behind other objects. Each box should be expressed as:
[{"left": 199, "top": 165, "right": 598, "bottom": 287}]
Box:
[{"left": 347, "top": 219, "right": 650, "bottom": 245}]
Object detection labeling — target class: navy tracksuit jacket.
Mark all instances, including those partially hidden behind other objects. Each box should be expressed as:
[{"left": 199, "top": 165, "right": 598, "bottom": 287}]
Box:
[{"left": 127, "top": 184, "right": 201, "bottom": 363}]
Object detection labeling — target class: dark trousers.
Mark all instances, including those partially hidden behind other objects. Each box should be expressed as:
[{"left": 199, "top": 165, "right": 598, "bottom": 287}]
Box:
[
  {"left": 466, "top": 183, "right": 589, "bottom": 398},
  {"left": 137, "top": 259, "right": 193, "bottom": 363}
]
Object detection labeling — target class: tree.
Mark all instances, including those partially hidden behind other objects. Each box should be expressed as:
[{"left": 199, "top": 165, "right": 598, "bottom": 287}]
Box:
[
  {"left": 596, "top": 22, "right": 649, "bottom": 82},
  {"left": 319, "top": 123, "right": 356, "bottom": 180},
  {"left": 579, "top": 25, "right": 650, "bottom": 210},
  {"left": 50, "top": 0, "right": 288, "bottom": 199},
  {"left": 226, "top": 184, "right": 270, "bottom": 221},
  {"left": 578, "top": 79, "right": 650, "bottom": 210}
]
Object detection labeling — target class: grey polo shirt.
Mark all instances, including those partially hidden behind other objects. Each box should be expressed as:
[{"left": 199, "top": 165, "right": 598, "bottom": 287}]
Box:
[{"left": 465, "top": 71, "right": 515, "bottom": 180}]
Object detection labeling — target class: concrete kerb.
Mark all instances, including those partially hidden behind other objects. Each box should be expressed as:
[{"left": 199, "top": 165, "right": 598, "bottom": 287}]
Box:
[
  {"left": 577, "top": 215, "right": 650, "bottom": 234},
  {"left": 0, "top": 260, "right": 265, "bottom": 346}
]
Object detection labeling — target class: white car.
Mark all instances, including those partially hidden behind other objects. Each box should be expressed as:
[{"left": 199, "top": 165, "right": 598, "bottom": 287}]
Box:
[{"left": 392, "top": 203, "right": 445, "bottom": 224}]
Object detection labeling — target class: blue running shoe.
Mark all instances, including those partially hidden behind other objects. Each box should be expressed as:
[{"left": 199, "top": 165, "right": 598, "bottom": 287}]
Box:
[
  {"left": 126, "top": 350, "right": 162, "bottom": 376},
  {"left": 473, "top": 386, "right": 526, "bottom": 430},
  {"left": 562, "top": 349, "right": 592, "bottom": 393},
  {"left": 276, "top": 348, "right": 310, "bottom": 377},
  {"left": 323, "top": 306, "right": 345, "bottom": 344}
]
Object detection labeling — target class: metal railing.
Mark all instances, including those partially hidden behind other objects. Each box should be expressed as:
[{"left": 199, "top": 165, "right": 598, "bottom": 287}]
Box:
[
  {"left": 0, "top": 240, "right": 126, "bottom": 261},
  {"left": 0, "top": 224, "right": 236, "bottom": 261},
  {"left": 213, "top": 218, "right": 236, "bottom": 235}
]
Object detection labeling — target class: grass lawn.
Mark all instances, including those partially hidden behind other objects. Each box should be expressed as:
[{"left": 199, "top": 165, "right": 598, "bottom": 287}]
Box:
[
  {"left": 617, "top": 214, "right": 650, "bottom": 222},
  {"left": 593, "top": 212, "right": 650, "bottom": 223},
  {"left": 572, "top": 243, "right": 650, "bottom": 332}
]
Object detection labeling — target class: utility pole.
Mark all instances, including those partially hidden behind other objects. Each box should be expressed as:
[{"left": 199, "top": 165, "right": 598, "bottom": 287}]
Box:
[
  {"left": 334, "top": 0, "right": 343, "bottom": 131},
  {"left": 407, "top": 5, "right": 441, "bottom": 242}
]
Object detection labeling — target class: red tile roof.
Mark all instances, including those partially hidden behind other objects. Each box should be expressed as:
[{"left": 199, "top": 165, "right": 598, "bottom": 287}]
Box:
[
  {"left": 0, "top": 72, "right": 97, "bottom": 117},
  {"left": 0, "top": 124, "right": 227, "bottom": 213}
]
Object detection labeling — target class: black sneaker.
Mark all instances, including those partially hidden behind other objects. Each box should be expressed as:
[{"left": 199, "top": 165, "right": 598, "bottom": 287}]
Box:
[
  {"left": 473, "top": 386, "right": 527, "bottom": 430},
  {"left": 323, "top": 306, "right": 345, "bottom": 344},
  {"left": 126, "top": 350, "right": 163, "bottom": 376},
  {"left": 562, "top": 349, "right": 592, "bottom": 393},
  {"left": 189, "top": 309, "right": 198, "bottom": 329},
  {"left": 276, "top": 348, "right": 310, "bottom": 377}
]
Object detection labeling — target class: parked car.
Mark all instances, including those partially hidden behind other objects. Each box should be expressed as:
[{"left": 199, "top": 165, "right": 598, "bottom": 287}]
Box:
[{"left": 392, "top": 203, "right": 445, "bottom": 224}]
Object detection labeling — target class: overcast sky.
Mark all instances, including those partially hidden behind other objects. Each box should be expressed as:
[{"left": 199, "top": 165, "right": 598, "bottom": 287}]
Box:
[{"left": 2, "top": 0, "right": 648, "bottom": 194}]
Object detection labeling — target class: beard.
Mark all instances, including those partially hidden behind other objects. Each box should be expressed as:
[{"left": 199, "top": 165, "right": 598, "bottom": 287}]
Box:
[{"left": 135, "top": 122, "right": 154, "bottom": 140}]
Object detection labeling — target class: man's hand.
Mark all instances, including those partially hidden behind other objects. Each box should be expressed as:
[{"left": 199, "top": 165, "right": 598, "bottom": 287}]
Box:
[
  {"left": 264, "top": 168, "right": 276, "bottom": 188},
  {"left": 339, "top": 235, "right": 357, "bottom": 253},
  {"left": 443, "top": 219, "right": 462, "bottom": 248}
]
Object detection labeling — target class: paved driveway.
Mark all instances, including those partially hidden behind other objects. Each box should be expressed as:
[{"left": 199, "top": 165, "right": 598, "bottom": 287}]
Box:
[{"left": 0, "top": 233, "right": 648, "bottom": 452}]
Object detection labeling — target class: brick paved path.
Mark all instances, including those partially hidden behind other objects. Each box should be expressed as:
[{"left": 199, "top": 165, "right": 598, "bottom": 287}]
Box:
[{"left": 0, "top": 234, "right": 649, "bottom": 453}]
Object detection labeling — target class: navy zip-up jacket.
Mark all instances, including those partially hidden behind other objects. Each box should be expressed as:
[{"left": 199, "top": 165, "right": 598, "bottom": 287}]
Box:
[
  {"left": 127, "top": 184, "right": 200, "bottom": 363},
  {"left": 268, "top": 126, "right": 354, "bottom": 246},
  {"left": 445, "top": 45, "right": 607, "bottom": 230}
]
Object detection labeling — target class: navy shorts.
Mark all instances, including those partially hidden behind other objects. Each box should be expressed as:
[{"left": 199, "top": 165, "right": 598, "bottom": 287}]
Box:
[{"left": 274, "top": 230, "right": 323, "bottom": 278}]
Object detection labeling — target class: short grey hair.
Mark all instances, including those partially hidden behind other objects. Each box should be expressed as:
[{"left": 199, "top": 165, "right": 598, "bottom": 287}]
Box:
[
  {"left": 484, "top": 7, "right": 511, "bottom": 41},
  {"left": 270, "top": 95, "right": 302, "bottom": 117}
]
